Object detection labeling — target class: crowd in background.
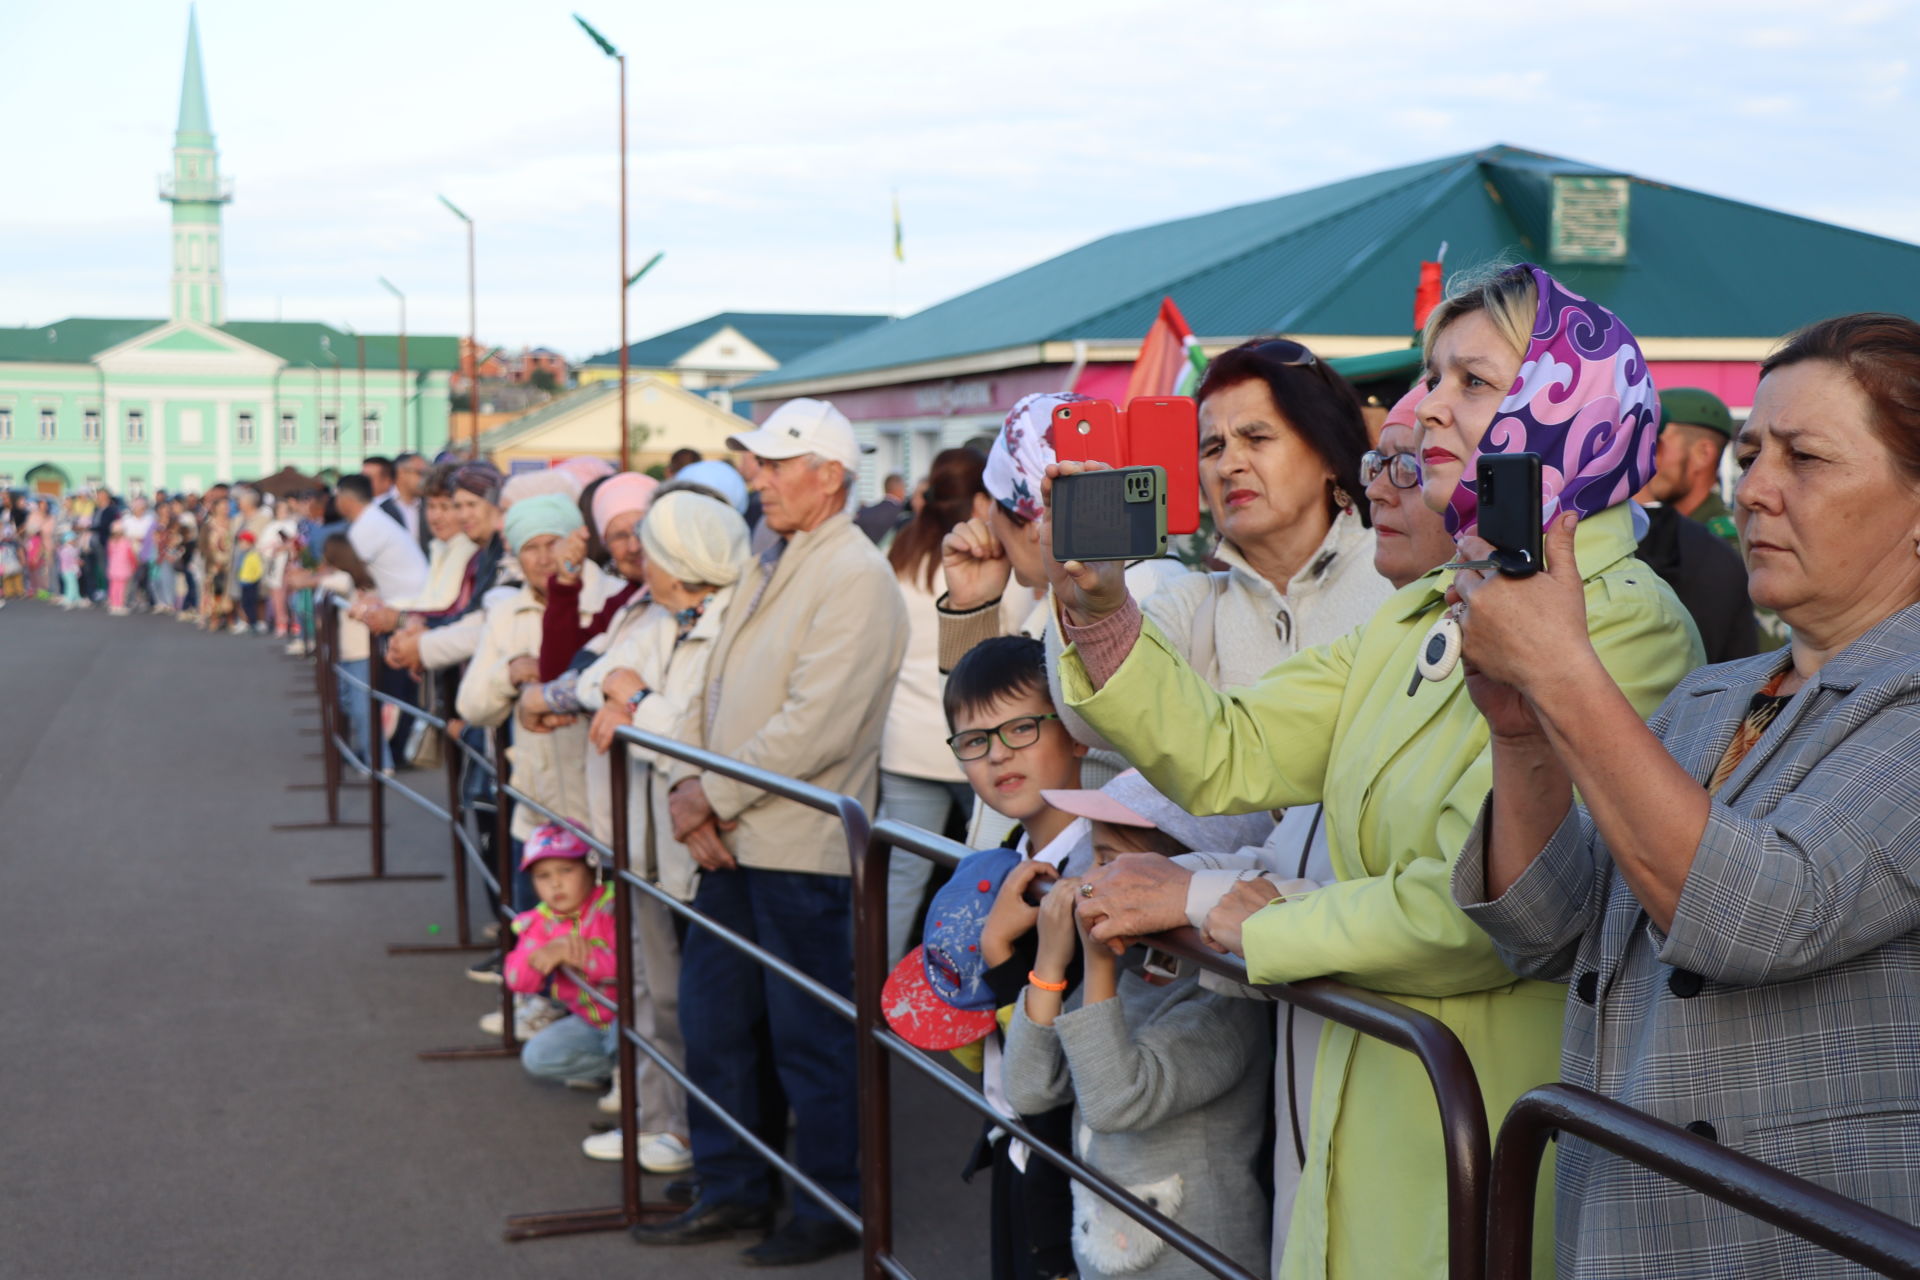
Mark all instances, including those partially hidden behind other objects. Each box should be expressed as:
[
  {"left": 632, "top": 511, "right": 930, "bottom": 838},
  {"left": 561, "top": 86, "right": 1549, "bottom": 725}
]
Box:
[{"left": 13, "top": 262, "right": 1920, "bottom": 1280}]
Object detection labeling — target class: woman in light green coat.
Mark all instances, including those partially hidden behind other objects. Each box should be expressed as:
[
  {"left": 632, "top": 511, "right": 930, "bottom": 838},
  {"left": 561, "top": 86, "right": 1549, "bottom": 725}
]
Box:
[{"left": 1053, "top": 265, "right": 1703, "bottom": 1279}]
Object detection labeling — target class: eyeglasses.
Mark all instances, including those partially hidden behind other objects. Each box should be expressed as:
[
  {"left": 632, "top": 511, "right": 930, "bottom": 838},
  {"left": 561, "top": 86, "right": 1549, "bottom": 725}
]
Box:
[
  {"left": 946, "top": 713, "right": 1062, "bottom": 761},
  {"left": 1360, "top": 449, "right": 1422, "bottom": 490}
]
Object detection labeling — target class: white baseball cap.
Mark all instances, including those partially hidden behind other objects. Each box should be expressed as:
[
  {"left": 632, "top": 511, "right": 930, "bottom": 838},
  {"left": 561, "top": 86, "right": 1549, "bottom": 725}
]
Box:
[{"left": 727, "top": 398, "right": 871, "bottom": 472}]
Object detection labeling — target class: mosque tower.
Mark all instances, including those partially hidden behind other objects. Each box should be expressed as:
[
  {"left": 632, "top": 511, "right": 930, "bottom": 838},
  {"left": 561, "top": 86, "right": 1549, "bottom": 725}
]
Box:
[{"left": 159, "top": 7, "right": 231, "bottom": 325}]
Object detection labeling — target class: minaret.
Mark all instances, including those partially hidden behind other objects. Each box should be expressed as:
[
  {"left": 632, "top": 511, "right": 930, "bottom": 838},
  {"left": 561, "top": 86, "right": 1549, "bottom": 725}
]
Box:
[{"left": 160, "top": 7, "right": 231, "bottom": 325}]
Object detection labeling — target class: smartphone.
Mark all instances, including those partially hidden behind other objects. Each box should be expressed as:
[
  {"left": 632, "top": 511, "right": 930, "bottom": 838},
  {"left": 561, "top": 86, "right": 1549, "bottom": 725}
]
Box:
[
  {"left": 1141, "top": 947, "right": 1180, "bottom": 982},
  {"left": 1474, "top": 452, "right": 1544, "bottom": 577},
  {"left": 1052, "top": 398, "right": 1201, "bottom": 534},
  {"left": 1052, "top": 466, "right": 1168, "bottom": 563}
]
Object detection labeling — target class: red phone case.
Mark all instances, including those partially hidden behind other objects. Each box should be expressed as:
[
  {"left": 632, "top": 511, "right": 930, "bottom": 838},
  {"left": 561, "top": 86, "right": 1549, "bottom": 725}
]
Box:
[
  {"left": 1122, "top": 397, "right": 1200, "bottom": 535},
  {"left": 1051, "top": 398, "right": 1200, "bottom": 534}
]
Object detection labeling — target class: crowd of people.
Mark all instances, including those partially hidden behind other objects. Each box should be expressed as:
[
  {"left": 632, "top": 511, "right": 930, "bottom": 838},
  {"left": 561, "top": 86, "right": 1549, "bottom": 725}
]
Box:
[{"left": 16, "top": 261, "right": 1920, "bottom": 1278}]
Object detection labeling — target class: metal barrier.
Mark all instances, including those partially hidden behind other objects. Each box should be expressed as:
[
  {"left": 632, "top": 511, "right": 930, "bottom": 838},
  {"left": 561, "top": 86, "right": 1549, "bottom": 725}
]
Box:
[
  {"left": 282, "top": 605, "right": 1920, "bottom": 1279},
  {"left": 1486, "top": 1083, "right": 1920, "bottom": 1280}
]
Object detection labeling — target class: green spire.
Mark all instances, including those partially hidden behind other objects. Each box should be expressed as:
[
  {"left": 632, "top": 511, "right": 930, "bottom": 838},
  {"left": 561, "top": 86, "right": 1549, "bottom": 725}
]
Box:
[{"left": 176, "top": 6, "right": 212, "bottom": 140}]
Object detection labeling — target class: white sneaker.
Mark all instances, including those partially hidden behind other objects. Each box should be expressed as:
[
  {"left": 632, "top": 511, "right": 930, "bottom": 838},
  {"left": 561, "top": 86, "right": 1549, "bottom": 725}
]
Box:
[
  {"left": 563, "top": 1076, "right": 605, "bottom": 1092},
  {"left": 581, "top": 1129, "right": 623, "bottom": 1162},
  {"left": 597, "top": 1079, "right": 621, "bottom": 1115},
  {"left": 637, "top": 1132, "right": 694, "bottom": 1174},
  {"left": 284, "top": 640, "right": 307, "bottom": 656},
  {"left": 476, "top": 995, "right": 566, "bottom": 1040}
]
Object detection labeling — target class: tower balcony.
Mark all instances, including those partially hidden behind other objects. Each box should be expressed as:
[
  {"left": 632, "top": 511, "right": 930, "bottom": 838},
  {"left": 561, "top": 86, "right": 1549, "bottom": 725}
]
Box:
[{"left": 158, "top": 172, "right": 234, "bottom": 203}]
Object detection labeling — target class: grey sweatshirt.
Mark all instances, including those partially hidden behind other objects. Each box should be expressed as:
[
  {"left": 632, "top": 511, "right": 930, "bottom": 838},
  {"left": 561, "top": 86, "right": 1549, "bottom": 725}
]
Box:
[{"left": 1003, "top": 960, "right": 1272, "bottom": 1279}]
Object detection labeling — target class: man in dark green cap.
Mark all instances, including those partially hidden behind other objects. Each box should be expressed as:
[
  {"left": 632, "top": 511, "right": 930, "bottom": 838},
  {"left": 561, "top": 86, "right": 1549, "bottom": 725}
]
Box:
[{"left": 1640, "top": 387, "right": 1738, "bottom": 548}]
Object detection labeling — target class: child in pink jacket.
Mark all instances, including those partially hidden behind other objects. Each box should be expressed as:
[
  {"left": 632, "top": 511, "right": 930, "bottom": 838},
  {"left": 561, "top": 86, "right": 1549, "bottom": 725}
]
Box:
[
  {"left": 504, "top": 822, "right": 620, "bottom": 1086},
  {"left": 106, "top": 523, "right": 138, "bottom": 614}
]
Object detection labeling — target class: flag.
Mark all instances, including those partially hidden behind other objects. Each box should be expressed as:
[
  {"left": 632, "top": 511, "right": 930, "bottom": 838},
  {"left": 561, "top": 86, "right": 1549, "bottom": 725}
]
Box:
[
  {"left": 1124, "top": 296, "right": 1207, "bottom": 402},
  {"left": 891, "top": 191, "right": 904, "bottom": 263},
  {"left": 1413, "top": 260, "right": 1445, "bottom": 331}
]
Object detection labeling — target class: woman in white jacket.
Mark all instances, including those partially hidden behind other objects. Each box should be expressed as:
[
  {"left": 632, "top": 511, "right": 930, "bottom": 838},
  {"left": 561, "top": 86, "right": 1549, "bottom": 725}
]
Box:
[{"left": 576, "top": 489, "right": 754, "bottom": 1174}]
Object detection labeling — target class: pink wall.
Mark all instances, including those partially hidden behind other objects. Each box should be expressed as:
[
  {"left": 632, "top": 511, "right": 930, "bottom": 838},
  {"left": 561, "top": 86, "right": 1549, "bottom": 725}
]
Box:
[{"left": 1646, "top": 362, "right": 1760, "bottom": 410}]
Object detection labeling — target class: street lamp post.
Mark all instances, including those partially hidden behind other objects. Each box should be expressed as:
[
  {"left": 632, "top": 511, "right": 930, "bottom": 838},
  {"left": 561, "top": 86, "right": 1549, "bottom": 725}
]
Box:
[
  {"left": 575, "top": 14, "right": 630, "bottom": 471},
  {"left": 438, "top": 195, "right": 478, "bottom": 457},
  {"left": 377, "top": 277, "right": 409, "bottom": 453}
]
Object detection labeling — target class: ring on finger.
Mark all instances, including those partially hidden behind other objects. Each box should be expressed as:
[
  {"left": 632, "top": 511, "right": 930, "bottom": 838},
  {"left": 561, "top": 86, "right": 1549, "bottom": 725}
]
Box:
[{"left": 1079, "top": 881, "right": 1096, "bottom": 898}]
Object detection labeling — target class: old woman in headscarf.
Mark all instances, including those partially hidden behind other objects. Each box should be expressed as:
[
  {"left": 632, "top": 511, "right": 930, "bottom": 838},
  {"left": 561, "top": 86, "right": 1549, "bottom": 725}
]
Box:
[{"left": 1053, "top": 264, "right": 1703, "bottom": 1279}]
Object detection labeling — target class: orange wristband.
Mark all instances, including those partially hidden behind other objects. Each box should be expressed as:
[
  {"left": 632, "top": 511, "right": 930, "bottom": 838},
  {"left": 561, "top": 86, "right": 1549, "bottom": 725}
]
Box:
[{"left": 1028, "top": 971, "right": 1068, "bottom": 993}]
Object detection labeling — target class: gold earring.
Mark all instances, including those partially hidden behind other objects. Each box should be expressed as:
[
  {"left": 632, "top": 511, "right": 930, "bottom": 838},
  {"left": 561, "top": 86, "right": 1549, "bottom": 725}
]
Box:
[{"left": 1332, "top": 484, "right": 1355, "bottom": 512}]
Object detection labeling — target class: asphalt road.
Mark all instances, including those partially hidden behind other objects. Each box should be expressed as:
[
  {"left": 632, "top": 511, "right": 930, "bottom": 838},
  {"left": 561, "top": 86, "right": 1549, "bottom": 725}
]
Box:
[{"left": 0, "top": 600, "right": 989, "bottom": 1279}]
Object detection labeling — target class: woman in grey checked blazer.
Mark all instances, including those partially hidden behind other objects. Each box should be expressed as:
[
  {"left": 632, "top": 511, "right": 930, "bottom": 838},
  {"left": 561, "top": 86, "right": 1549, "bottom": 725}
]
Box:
[{"left": 1449, "top": 312, "right": 1920, "bottom": 1278}]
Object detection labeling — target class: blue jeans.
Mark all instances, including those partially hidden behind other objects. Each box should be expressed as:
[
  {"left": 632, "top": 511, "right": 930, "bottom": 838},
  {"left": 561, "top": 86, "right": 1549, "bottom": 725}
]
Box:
[
  {"left": 336, "top": 659, "right": 393, "bottom": 771},
  {"left": 679, "top": 865, "right": 858, "bottom": 1220},
  {"left": 521, "top": 1014, "right": 618, "bottom": 1083}
]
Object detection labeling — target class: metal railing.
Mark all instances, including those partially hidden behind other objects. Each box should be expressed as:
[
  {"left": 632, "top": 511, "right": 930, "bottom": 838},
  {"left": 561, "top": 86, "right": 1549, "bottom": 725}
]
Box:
[
  {"left": 1486, "top": 1084, "right": 1920, "bottom": 1280},
  {"left": 280, "top": 597, "right": 1920, "bottom": 1278}
]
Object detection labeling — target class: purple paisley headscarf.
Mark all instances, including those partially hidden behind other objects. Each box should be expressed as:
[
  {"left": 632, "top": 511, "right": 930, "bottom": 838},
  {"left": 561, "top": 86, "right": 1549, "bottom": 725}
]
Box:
[{"left": 1443, "top": 264, "right": 1660, "bottom": 538}]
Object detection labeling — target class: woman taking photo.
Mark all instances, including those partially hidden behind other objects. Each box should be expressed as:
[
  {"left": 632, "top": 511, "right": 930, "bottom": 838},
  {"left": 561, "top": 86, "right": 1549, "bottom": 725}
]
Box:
[
  {"left": 1056, "top": 264, "right": 1701, "bottom": 1279},
  {"left": 1453, "top": 312, "right": 1920, "bottom": 1276}
]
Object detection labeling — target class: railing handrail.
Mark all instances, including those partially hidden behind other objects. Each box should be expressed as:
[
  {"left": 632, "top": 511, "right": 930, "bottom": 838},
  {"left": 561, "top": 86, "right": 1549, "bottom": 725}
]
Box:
[{"left": 1486, "top": 1083, "right": 1920, "bottom": 1280}]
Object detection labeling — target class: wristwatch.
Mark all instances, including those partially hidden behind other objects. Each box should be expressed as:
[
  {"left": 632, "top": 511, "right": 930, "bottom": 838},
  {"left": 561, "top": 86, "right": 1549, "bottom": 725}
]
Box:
[{"left": 627, "top": 687, "right": 651, "bottom": 710}]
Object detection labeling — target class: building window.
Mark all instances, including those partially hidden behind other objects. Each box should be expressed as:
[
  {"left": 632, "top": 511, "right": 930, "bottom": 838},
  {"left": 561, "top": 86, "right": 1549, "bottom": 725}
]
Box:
[
  {"left": 41, "top": 408, "right": 58, "bottom": 440},
  {"left": 81, "top": 410, "right": 98, "bottom": 441},
  {"left": 0, "top": 408, "right": 11, "bottom": 441},
  {"left": 280, "top": 413, "right": 298, "bottom": 445},
  {"left": 0, "top": 475, "right": 11, "bottom": 490},
  {"left": 363, "top": 408, "right": 381, "bottom": 446},
  {"left": 126, "top": 410, "right": 146, "bottom": 443},
  {"left": 321, "top": 413, "right": 339, "bottom": 446},
  {"left": 236, "top": 411, "right": 255, "bottom": 445}
]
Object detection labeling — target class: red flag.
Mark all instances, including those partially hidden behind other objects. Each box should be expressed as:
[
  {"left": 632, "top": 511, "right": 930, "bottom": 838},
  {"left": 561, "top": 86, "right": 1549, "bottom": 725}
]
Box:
[
  {"left": 1125, "top": 297, "right": 1205, "bottom": 402},
  {"left": 1413, "top": 261, "right": 1444, "bottom": 331}
]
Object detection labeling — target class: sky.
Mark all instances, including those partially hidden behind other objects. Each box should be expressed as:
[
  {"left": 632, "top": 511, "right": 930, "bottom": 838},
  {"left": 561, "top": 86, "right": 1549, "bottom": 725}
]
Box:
[{"left": 1, "top": 0, "right": 1914, "bottom": 360}]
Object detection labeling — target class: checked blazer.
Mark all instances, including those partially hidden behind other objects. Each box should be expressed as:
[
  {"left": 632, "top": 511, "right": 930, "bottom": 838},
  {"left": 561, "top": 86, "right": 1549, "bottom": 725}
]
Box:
[{"left": 1456, "top": 602, "right": 1920, "bottom": 1279}]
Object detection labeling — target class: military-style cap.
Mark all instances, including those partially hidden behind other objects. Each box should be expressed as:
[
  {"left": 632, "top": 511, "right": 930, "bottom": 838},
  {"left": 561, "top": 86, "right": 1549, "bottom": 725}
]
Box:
[{"left": 1660, "top": 388, "right": 1734, "bottom": 438}]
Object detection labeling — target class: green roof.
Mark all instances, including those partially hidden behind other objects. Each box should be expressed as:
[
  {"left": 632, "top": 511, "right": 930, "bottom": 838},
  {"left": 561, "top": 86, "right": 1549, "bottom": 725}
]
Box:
[
  {"left": 741, "top": 144, "right": 1920, "bottom": 395},
  {"left": 0, "top": 318, "right": 460, "bottom": 371},
  {"left": 582, "top": 311, "right": 888, "bottom": 368}
]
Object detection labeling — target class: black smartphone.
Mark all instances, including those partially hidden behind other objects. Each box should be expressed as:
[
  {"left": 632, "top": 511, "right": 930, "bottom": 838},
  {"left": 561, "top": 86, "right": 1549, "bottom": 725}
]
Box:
[
  {"left": 1474, "top": 452, "right": 1543, "bottom": 577},
  {"left": 1051, "top": 465, "right": 1168, "bottom": 563}
]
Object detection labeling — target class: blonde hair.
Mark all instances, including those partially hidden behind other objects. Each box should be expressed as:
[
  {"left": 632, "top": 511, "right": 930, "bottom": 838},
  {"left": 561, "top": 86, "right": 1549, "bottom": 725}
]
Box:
[{"left": 1421, "top": 262, "right": 1537, "bottom": 368}]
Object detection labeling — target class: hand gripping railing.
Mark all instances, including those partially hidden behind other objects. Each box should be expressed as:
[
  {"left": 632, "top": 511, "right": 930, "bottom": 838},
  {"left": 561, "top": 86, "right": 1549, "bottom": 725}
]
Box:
[
  {"left": 1485, "top": 1083, "right": 1920, "bottom": 1280},
  {"left": 861, "top": 819, "right": 1494, "bottom": 1280}
]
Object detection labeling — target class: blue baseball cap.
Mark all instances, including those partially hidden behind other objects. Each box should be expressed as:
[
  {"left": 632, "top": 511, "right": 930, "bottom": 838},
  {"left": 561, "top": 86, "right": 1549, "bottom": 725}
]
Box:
[{"left": 921, "top": 845, "right": 1022, "bottom": 1011}]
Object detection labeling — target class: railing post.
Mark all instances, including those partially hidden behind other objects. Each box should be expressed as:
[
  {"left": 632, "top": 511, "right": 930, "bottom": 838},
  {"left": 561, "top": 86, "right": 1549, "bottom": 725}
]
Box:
[
  {"left": 856, "top": 829, "right": 895, "bottom": 1278},
  {"left": 386, "top": 673, "right": 492, "bottom": 955},
  {"left": 277, "top": 597, "right": 372, "bottom": 833},
  {"left": 492, "top": 725, "right": 519, "bottom": 1053},
  {"left": 365, "top": 634, "right": 388, "bottom": 874}
]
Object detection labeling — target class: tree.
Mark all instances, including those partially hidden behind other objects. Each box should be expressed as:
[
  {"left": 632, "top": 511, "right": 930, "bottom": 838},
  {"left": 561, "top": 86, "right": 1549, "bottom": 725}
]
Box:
[{"left": 529, "top": 368, "right": 558, "bottom": 394}]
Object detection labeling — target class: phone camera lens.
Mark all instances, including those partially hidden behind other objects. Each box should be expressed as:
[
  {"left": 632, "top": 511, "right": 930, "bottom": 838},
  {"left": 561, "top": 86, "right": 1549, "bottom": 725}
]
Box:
[{"left": 1076, "top": 420, "right": 1090, "bottom": 436}]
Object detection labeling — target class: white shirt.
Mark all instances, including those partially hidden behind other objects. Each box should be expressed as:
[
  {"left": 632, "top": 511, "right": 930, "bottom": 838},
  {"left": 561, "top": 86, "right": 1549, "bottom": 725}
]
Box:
[
  {"left": 347, "top": 503, "right": 429, "bottom": 603},
  {"left": 392, "top": 494, "right": 422, "bottom": 542}
]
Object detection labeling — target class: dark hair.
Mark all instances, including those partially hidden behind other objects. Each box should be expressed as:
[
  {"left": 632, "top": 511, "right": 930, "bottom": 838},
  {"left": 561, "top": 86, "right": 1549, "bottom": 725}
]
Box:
[
  {"left": 668, "top": 448, "right": 702, "bottom": 474},
  {"left": 577, "top": 474, "right": 611, "bottom": 566},
  {"left": 1761, "top": 312, "right": 1920, "bottom": 483},
  {"left": 1195, "top": 339, "right": 1372, "bottom": 528},
  {"left": 321, "top": 532, "right": 375, "bottom": 590},
  {"left": 943, "top": 635, "right": 1051, "bottom": 729},
  {"left": 394, "top": 451, "right": 422, "bottom": 466},
  {"left": 423, "top": 462, "right": 461, "bottom": 500},
  {"left": 362, "top": 455, "right": 395, "bottom": 484},
  {"left": 889, "top": 448, "right": 987, "bottom": 591},
  {"left": 336, "top": 473, "right": 374, "bottom": 504}
]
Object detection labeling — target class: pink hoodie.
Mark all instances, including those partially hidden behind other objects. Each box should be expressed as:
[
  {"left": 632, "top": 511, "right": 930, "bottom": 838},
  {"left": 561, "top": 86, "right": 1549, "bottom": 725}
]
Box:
[{"left": 502, "top": 885, "right": 619, "bottom": 1027}]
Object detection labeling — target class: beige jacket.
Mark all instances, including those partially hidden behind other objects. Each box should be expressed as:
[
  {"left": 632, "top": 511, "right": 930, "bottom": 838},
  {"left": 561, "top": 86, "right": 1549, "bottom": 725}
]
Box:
[
  {"left": 673, "top": 513, "right": 907, "bottom": 877},
  {"left": 455, "top": 584, "right": 588, "bottom": 842}
]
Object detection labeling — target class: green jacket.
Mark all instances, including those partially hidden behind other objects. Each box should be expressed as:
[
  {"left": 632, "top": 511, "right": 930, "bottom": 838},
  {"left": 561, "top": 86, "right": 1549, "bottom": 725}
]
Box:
[{"left": 1060, "top": 503, "right": 1704, "bottom": 1280}]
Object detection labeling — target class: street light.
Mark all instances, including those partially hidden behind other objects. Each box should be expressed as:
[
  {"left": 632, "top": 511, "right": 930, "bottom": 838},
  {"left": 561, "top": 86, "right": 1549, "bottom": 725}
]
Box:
[
  {"left": 575, "top": 13, "right": 631, "bottom": 471},
  {"left": 377, "top": 277, "right": 409, "bottom": 453},
  {"left": 438, "top": 194, "right": 478, "bottom": 457}
]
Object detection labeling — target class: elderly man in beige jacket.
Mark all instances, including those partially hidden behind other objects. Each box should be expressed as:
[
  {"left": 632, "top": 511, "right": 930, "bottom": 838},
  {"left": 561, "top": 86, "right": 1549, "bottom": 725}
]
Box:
[{"left": 631, "top": 399, "right": 907, "bottom": 1267}]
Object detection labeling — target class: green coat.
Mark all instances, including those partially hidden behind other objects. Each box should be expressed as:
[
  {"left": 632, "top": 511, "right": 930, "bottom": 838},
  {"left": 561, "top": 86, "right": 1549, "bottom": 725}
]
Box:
[{"left": 1060, "top": 504, "right": 1703, "bottom": 1280}]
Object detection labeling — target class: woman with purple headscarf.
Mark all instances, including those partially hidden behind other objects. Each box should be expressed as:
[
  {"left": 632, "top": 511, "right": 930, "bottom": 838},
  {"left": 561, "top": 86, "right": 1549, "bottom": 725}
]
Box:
[{"left": 1049, "top": 264, "right": 1702, "bottom": 1278}]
